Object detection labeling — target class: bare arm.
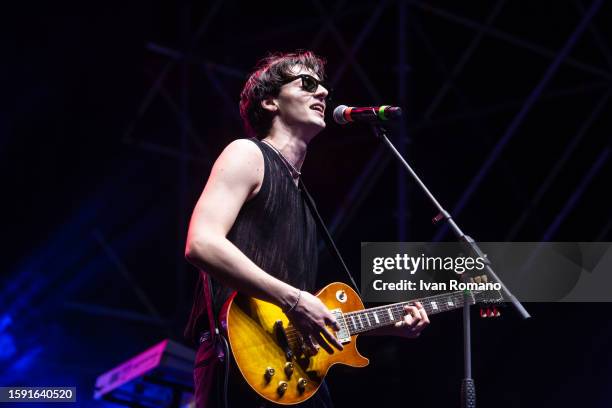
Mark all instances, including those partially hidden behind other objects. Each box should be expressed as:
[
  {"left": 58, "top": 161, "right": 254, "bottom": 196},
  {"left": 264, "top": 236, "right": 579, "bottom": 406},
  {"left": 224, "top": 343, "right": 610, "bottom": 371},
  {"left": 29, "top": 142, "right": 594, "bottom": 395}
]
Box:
[
  {"left": 184, "top": 139, "right": 342, "bottom": 351},
  {"left": 185, "top": 139, "right": 298, "bottom": 309}
]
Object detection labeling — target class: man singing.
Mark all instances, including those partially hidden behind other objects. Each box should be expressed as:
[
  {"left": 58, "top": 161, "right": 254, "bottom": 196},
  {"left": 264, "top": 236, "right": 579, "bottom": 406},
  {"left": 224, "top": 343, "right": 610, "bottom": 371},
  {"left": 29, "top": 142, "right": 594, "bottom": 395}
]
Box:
[{"left": 184, "top": 50, "right": 429, "bottom": 407}]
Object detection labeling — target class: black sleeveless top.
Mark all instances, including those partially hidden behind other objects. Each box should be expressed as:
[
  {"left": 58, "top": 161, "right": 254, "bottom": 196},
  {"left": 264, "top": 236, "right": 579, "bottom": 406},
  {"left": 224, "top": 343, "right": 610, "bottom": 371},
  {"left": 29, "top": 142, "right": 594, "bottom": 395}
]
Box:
[{"left": 185, "top": 138, "right": 318, "bottom": 341}]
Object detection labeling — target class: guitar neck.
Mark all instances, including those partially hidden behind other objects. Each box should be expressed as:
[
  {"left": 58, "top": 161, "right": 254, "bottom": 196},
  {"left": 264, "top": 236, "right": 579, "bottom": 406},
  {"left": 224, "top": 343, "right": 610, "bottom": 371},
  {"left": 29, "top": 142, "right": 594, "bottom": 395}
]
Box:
[{"left": 341, "top": 291, "right": 475, "bottom": 335}]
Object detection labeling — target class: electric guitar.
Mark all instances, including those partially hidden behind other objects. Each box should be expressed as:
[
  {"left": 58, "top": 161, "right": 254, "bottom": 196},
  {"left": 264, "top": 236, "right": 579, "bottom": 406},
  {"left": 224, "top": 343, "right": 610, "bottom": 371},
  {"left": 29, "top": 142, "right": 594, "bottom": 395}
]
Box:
[{"left": 220, "top": 281, "right": 502, "bottom": 405}]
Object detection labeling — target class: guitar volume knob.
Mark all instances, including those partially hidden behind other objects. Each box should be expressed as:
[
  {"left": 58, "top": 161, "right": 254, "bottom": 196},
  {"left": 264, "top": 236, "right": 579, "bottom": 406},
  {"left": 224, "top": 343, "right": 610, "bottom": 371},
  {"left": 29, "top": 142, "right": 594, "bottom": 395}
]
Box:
[
  {"left": 297, "top": 377, "right": 308, "bottom": 393},
  {"left": 277, "top": 381, "right": 288, "bottom": 396},
  {"left": 284, "top": 362, "right": 294, "bottom": 377},
  {"left": 264, "top": 367, "right": 275, "bottom": 382}
]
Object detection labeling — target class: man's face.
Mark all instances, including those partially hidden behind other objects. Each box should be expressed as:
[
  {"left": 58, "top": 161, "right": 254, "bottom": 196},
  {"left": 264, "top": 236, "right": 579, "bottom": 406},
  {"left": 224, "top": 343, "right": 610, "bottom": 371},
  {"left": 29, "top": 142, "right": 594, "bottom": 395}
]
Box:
[{"left": 272, "top": 65, "right": 329, "bottom": 136}]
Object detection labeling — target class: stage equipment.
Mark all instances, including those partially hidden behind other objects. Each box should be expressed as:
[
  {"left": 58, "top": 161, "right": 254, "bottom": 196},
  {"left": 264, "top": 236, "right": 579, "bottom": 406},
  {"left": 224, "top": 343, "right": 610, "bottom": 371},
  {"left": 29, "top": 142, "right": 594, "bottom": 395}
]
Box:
[{"left": 94, "top": 339, "right": 195, "bottom": 408}]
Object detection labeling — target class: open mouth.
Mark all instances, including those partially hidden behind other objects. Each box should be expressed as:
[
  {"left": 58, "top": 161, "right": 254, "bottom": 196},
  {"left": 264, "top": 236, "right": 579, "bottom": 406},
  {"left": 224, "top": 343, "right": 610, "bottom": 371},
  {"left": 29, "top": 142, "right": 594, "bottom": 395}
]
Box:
[{"left": 310, "top": 104, "right": 325, "bottom": 115}]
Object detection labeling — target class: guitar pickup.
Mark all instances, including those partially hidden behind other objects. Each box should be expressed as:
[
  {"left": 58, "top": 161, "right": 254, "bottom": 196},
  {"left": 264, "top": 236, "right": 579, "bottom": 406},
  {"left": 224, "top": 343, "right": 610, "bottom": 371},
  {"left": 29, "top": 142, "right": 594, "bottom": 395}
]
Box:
[
  {"left": 274, "top": 320, "right": 293, "bottom": 361},
  {"left": 329, "top": 309, "right": 351, "bottom": 344}
]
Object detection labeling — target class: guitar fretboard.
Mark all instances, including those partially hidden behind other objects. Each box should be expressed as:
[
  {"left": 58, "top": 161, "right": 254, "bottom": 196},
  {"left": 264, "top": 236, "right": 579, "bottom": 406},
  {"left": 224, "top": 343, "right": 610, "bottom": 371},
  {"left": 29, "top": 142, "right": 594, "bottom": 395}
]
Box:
[{"left": 341, "top": 291, "right": 475, "bottom": 335}]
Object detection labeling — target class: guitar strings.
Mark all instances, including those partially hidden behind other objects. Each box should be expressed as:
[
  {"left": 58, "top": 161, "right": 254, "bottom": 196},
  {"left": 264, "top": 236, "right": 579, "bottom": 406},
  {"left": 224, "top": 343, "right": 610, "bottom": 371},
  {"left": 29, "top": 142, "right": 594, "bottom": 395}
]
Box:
[
  {"left": 286, "top": 290, "right": 471, "bottom": 338},
  {"left": 282, "top": 289, "right": 491, "bottom": 343}
]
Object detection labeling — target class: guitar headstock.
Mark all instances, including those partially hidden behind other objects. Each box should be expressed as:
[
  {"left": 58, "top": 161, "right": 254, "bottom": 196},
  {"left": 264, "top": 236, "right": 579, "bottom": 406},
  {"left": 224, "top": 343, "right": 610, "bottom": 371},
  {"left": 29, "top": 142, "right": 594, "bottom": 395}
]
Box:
[{"left": 470, "top": 274, "right": 504, "bottom": 318}]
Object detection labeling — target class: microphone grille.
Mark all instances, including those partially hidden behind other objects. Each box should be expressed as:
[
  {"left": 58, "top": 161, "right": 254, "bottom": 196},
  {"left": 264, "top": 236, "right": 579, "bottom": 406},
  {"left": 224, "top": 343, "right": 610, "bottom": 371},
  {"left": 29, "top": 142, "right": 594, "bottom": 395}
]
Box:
[{"left": 333, "top": 105, "right": 349, "bottom": 125}]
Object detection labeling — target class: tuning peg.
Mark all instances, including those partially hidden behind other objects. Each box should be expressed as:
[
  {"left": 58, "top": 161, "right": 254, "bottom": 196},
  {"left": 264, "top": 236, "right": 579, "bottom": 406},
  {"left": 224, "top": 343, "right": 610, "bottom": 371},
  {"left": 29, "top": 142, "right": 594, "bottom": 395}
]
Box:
[
  {"left": 493, "top": 306, "right": 501, "bottom": 317},
  {"left": 480, "top": 308, "right": 488, "bottom": 318}
]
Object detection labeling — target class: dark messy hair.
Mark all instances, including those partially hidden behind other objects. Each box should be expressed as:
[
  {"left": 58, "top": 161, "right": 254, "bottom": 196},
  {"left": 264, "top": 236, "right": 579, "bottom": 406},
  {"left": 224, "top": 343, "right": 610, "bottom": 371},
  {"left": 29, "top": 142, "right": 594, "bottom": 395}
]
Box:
[{"left": 239, "top": 50, "right": 327, "bottom": 138}]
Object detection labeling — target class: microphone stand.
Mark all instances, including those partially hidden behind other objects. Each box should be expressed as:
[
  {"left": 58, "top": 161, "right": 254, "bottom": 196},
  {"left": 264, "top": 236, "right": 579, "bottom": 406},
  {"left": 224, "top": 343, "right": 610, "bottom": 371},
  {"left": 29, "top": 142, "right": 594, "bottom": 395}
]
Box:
[{"left": 370, "top": 124, "right": 530, "bottom": 408}]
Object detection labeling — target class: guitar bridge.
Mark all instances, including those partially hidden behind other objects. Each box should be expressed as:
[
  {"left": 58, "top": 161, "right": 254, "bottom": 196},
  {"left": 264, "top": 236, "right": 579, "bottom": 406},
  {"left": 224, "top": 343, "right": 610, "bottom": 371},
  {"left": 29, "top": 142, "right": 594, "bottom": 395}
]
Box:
[{"left": 273, "top": 320, "right": 294, "bottom": 361}]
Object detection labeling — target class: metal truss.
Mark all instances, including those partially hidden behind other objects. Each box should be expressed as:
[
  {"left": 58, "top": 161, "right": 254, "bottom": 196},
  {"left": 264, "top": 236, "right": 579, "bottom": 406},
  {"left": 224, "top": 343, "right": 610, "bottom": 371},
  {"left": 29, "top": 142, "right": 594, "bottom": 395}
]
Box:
[
  {"left": 431, "top": 0, "right": 605, "bottom": 241},
  {"left": 87, "top": 0, "right": 611, "bottom": 339}
]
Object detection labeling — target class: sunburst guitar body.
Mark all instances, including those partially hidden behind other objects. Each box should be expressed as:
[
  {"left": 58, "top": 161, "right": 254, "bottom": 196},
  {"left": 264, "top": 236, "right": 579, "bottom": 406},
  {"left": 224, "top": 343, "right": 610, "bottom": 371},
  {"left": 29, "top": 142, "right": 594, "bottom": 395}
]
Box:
[
  {"left": 220, "top": 282, "right": 368, "bottom": 405},
  {"left": 220, "top": 279, "right": 502, "bottom": 405}
]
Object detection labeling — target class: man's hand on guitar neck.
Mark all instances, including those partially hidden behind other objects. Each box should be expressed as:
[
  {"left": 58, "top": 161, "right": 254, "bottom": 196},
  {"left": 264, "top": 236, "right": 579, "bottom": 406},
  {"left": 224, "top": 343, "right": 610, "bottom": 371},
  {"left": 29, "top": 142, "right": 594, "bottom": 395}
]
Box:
[
  {"left": 368, "top": 302, "right": 430, "bottom": 339},
  {"left": 285, "top": 290, "right": 344, "bottom": 354},
  {"left": 392, "top": 302, "right": 430, "bottom": 338}
]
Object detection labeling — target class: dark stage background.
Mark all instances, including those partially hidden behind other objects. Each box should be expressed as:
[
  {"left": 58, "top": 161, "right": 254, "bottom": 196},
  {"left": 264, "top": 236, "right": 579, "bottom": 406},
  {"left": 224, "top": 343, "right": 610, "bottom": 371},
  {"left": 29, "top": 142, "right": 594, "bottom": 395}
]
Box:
[{"left": 2, "top": 1, "right": 611, "bottom": 407}]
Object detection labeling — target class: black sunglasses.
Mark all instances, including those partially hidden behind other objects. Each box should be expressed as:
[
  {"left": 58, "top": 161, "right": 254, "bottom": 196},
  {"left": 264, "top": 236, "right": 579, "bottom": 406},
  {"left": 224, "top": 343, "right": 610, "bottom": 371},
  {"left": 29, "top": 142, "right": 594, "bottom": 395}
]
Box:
[{"left": 281, "top": 74, "right": 332, "bottom": 98}]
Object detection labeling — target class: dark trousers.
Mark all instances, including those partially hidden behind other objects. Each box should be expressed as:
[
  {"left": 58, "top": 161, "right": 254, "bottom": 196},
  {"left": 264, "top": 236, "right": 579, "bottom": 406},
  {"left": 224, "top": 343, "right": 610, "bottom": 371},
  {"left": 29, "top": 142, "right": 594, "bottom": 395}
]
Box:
[{"left": 193, "top": 336, "right": 334, "bottom": 408}]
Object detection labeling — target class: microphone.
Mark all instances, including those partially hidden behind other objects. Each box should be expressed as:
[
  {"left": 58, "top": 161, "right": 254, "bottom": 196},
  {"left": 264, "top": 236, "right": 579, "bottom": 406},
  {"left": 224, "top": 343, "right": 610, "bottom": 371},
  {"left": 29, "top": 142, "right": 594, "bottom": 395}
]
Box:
[{"left": 333, "top": 105, "right": 402, "bottom": 125}]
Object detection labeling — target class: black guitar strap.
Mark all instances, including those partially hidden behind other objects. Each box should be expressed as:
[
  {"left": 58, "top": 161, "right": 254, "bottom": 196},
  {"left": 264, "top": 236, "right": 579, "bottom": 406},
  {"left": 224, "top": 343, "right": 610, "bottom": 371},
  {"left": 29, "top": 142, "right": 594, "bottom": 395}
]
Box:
[
  {"left": 299, "top": 178, "right": 361, "bottom": 297},
  {"left": 200, "top": 178, "right": 361, "bottom": 343},
  {"left": 202, "top": 271, "right": 219, "bottom": 342}
]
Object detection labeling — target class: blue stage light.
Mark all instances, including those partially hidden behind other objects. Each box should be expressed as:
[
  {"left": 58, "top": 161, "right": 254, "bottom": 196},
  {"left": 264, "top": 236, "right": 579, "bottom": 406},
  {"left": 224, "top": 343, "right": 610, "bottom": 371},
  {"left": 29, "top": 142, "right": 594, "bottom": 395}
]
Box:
[{"left": 0, "top": 333, "right": 16, "bottom": 360}]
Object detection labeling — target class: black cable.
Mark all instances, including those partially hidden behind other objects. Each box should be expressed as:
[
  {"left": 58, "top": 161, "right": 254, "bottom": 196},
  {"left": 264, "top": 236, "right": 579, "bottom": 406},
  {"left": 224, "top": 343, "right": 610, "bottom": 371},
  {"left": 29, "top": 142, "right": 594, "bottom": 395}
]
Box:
[{"left": 219, "top": 333, "right": 231, "bottom": 408}]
